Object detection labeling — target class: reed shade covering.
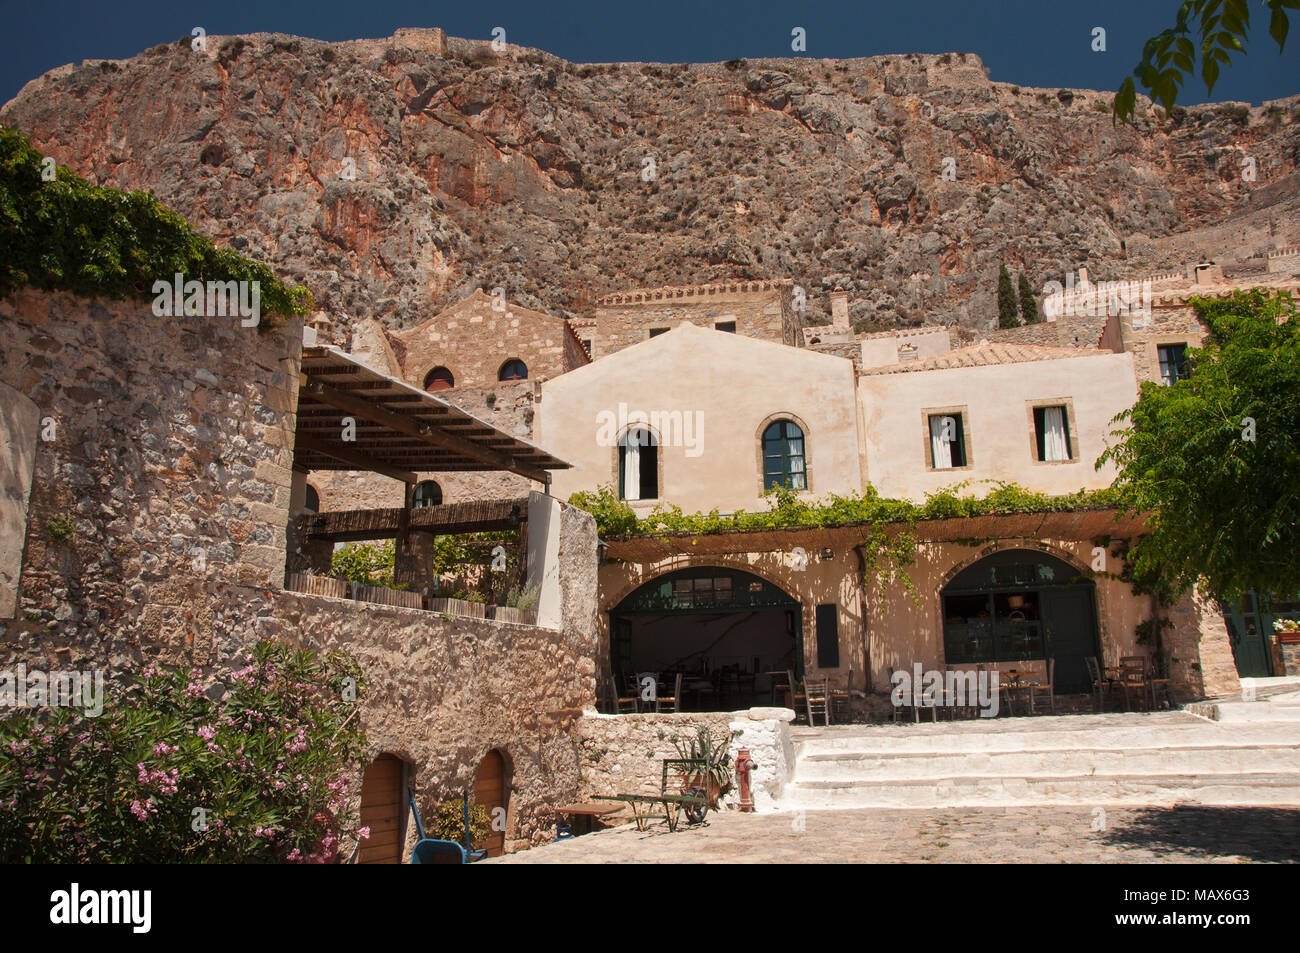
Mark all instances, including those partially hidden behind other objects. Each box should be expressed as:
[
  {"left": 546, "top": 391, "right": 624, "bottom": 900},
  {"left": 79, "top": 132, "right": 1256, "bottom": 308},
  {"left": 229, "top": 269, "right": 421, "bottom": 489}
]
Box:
[{"left": 294, "top": 345, "right": 571, "bottom": 483}]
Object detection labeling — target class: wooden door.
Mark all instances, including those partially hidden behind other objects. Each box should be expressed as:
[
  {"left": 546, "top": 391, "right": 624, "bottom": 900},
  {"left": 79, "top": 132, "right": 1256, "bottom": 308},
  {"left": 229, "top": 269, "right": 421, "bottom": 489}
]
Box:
[
  {"left": 474, "top": 750, "right": 508, "bottom": 858},
  {"left": 358, "top": 754, "right": 404, "bottom": 864},
  {"left": 1224, "top": 592, "right": 1274, "bottom": 677},
  {"left": 1041, "top": 587, "right": 1098, "bottom": 694}
]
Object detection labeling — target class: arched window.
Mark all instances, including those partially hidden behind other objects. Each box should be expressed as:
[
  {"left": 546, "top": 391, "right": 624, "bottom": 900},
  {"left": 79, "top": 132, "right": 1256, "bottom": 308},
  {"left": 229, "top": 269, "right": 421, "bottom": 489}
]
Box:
[
  {"left": 762, "top": 420, "right": 806, "bottom": 491},
  {"left": 424, "top": 367, "right": 454, "bottom": 391},
  {"left": 618, "top": 428, "right": 658, "bottom": 501},
  {"left": 412, "top": 480, "right": 443, "bottom": 508},
  {"left": 304, "top": 484, "right": 320, "bottom": 514},
  {"left": 498, "top": 359, "right": 528, "bottom": 381}
]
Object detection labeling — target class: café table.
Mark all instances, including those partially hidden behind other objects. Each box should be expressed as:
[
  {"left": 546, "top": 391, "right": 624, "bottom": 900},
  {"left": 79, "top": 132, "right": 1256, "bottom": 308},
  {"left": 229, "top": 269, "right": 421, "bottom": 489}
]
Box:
[{"left": 553, "top": 802, "right": 623, "bottom": 837}]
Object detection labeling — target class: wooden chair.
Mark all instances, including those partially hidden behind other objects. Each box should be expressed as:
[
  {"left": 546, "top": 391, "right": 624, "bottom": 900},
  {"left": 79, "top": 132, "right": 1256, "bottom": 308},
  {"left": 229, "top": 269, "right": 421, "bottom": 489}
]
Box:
[
  {"left": 609, "top": 677, "right": 638, "bottom": 714},
  {"left": 1148, "top": 654, "right": 1175, "bottom": 710},
  {"left": 804, "top": 676, "right": 831, "bottom": 726},
  {"left": 1029, "top": 659, "right": 1056, "bottom": 715},
  {"left": 657, "top": 672, "right": 682, "bottom": 713},
  {"left": 770, "top": 670, "right": 793, "bottom": 707},
  {"left": 830, "top": 669, "right": 853, "bottom": 723},
  {"left": 1084, "top": 656, "right": 1109, "bottom": 713},
  {"left": 1119, "top": 656, "right": 1150, "bottom": 712}
]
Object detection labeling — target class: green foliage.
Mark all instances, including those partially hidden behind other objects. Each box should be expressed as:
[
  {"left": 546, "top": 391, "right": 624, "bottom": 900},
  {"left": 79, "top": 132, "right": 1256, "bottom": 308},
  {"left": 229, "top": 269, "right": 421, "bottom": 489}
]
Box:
[
  {"left": 1113, "top": 0, "right": 1295, "bottom": 124},
  {"left": 567, "top": 481, "right": 1129, "bottom": 600},
  {"left": 568, "top": 484, "right": 640, "bottom": 535},
  {"left": 0, "top": 640, "right": 367, "bottom": 862},
  {"left": 501, "top": 583, "right": 540, "bottom": 611},
  {"left": 1097, "top": 289, "right": 1300, "bottom": 601},
  {"left": 429, "top": 797, "right": 491, "bottom": 847},
  {"left": 0, "top": 127, "right": 311, "bottom": 325},
  {"left": 997, "top": 263, "right": 1021, "bottom": 328},
  {"left": 670, "top": 725, "right": 738, "bottom": 799},
  {"left": 45, "top": 513, "right": 75, "bottom": 542},
  {"left": 331, "top": 541, "right": 395, "bottom": 588},
  {"left": 1017, "top": 272, "right": 1041, "bottom": 324}
]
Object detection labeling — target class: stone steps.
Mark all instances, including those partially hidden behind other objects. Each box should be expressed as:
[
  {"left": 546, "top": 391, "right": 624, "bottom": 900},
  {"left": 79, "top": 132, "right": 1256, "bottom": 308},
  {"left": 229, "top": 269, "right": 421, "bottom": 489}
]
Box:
[{"left": 783, "top": 713, "right": 1300, "bottom": 809}]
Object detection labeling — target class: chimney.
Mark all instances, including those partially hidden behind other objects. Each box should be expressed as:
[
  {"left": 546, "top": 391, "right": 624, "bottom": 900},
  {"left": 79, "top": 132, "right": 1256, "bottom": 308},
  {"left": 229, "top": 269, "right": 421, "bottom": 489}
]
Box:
[
  {"left": 1077, "top": 266, "right": 1090, "bottom": 288},
  {"left": 830, "top": 290, "right": 849, "bottom": 330}
]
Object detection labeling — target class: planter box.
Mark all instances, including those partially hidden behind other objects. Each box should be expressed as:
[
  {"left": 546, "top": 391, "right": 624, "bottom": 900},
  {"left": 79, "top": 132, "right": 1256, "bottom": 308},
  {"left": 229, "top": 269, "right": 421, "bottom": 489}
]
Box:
[{"left": 1279, "top": 633, "right": 1300, "bottom": 676}]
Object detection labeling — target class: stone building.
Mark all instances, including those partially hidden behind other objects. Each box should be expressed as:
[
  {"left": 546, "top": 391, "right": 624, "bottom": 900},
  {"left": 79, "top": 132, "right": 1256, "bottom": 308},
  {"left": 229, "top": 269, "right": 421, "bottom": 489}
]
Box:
[
  {"left": 537, "top": 316, "right": 1242, "bottom": 710},
  {"left": 0, "top": 288, "right": 599, "bottom": 861}
]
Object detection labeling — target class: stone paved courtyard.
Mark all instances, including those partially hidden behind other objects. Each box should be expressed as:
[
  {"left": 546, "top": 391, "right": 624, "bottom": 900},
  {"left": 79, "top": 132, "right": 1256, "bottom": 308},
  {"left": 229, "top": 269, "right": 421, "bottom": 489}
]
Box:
[{"left": 488, "top": 805, "right": 1300, "bottom": 864}]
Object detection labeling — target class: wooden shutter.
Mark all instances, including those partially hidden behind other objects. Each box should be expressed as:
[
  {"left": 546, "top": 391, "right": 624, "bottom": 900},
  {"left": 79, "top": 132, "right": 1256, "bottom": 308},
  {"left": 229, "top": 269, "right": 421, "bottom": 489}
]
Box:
[
  {"left": 358, "top": 754, "right": 404, "bottom": 864},
  {"left": 815, "top": 603, "right": 840, "bottom": 669}
]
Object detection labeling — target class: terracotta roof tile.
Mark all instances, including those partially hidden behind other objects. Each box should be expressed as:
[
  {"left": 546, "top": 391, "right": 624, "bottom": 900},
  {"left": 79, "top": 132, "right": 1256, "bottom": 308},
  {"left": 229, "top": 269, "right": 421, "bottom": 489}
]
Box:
[{"left": 861, "top": 343, "right": 1110, "bottom": 375}]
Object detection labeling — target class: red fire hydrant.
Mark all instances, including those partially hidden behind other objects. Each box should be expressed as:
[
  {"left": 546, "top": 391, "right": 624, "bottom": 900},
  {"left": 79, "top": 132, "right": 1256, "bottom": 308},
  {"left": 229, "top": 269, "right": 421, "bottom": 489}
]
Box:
[{"left": 735, "top": 747, "right": 757, "bottom": 813}]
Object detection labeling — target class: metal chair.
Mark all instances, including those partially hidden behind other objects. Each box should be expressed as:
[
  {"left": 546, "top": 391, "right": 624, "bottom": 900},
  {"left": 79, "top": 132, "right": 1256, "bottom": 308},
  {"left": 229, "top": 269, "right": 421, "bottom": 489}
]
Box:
[{"left": 804, "top": 676, "right": 831, "bottom": 726}]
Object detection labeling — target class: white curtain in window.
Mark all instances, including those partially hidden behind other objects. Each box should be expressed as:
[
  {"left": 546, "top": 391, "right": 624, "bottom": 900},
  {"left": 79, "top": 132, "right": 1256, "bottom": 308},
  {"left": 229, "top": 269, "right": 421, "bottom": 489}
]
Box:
[
  {"left": 622, "top": 433, "right": 641, "bottom": 500},
  {"left": 929, "top": 416, "right": 953, "bottom": 469},
  {"left": 1042, "top": 406, "right": 1069, "bottom": 462}
]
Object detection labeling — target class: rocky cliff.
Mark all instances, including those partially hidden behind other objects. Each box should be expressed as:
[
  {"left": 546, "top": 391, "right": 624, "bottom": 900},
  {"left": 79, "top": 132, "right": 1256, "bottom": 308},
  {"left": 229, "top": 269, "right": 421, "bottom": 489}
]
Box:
[{"left": 3, "top": 27, "right": 1297, "bottom": 333}]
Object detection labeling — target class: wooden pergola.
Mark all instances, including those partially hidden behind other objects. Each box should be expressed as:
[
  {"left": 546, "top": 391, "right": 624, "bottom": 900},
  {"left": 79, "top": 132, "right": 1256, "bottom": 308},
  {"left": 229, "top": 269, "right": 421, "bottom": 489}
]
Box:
[{"left": 294, "top": 345, "right": 570, "bottom": 486}]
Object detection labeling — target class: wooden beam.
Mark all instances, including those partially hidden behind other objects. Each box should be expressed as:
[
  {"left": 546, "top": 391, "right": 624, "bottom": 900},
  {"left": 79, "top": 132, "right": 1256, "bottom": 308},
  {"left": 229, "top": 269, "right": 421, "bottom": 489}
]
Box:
[
  {"left": 294, "top": 434, "right": 419, "bottom": 484},
  {"left": 304, "top": 380, "right": 550, "bottom": 483}
]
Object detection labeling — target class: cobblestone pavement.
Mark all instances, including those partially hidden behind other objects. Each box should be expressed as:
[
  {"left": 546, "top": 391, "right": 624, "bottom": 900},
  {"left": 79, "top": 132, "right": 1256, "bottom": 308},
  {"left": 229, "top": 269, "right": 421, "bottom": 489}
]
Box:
[{"left": 489, "top": 805, "right": 1300, "bottom": 864}]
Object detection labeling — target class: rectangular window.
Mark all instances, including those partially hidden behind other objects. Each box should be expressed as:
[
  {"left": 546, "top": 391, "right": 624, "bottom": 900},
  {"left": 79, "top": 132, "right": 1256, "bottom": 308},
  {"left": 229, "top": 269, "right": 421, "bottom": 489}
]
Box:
[
  {"left": 815, "top": 604, "right": 840, "bottom": 669},
  {"left": 580, "top": 338, "right": 593, "bottom": 357},
  {"left": 1033, "top": 405, "right": 1073, "bottom": 462},
  {"left": 1158, "top": 344, "right": 1187, "bottom": 385},
  {"left": 928, "top": 413, "right": 967, "bottom": 468},
  {"left": 715, "top": 321, "right": 736, "bottom": 333}
]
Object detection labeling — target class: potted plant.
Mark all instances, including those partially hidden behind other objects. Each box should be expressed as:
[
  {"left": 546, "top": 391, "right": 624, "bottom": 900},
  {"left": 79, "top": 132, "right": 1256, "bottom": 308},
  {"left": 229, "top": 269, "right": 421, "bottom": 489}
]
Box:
[{"left": 670, "top": 725, "right": 738, "bottom": 808}]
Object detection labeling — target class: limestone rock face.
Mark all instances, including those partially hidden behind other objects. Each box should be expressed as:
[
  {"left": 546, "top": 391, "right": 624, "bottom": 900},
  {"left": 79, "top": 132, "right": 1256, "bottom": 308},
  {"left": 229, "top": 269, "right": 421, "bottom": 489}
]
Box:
[{"left": 4, "top": 30, "right": 1297, "bottom": 334}]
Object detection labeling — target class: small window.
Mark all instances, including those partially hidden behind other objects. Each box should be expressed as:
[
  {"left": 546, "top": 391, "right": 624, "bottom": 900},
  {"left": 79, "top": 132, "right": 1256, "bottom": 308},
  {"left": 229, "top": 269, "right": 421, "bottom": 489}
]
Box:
[
  {"left": 412, "top": 480, "right": 443, "bottom": 508},
  {"left": 424, "top": 367, "right": 454, "bottom": 391},
  {"left": 618, "top": 428, "right": 658, "bottom": 500},
  {"left": 648, "top": 327, "right": 669, "bottom": 338},
  {"left": 498, "top": 359, "right": 528, "bottom": 381},
  {"left": 1033, "top": 406, "right": 1073, "bottom": 462},
  {"left": 928, "top": 413, "right": 967, "bottom": 469},
  {"left": 715, "top": 321, "right": 736, "bottom": 333},
  {"left": 580, "top": 338, "right": 593, "bottom": 357},
  {"left": 304, "top": 484, "right": 320, "bottom": 513},
  {"left": 762, "top": 420, "right": 807, "bottom": 491},
  {"left": 1158, "top": 344, "right": 1187, "bottom": 386}
]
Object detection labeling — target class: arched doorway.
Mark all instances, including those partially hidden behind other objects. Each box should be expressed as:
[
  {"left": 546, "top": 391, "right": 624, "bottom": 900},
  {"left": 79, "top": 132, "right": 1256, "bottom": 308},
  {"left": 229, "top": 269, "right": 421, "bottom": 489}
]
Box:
[
  {"left": 474, "top": 750, "right": 509, "bottom": 858},
  {"left": 358, "top": 754, "right": 405, "bottom": 864},
  {"left": 610, "top": 567, "right": 802, "bottom": 710},
  {"left": 941, "top": 549, "right": 1099, "bottom": 694}
]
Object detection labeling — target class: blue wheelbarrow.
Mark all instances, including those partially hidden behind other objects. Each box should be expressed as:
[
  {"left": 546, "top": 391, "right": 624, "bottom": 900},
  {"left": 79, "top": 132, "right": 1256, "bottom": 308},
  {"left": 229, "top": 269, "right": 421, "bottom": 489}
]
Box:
[{"left": 408, "top": 789, "right": 487, "bottom": 864}]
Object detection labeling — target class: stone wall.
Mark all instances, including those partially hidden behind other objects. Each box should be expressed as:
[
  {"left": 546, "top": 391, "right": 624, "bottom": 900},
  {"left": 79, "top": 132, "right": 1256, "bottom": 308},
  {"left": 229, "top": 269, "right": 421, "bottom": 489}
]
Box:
[
  {"left": 590, "top": 280, "right": 800, "bottom": 358},
  {"left": 985, "top": 314, "right": 1108, "bottom": 348},
  {"left": 1120, "top": 302, "right": 1209, "bottom": 385},
  {"left": 0, "top": 289, "right": 302, "bottom": 671},
  {"left": 1165, "top": 588, "right": 1242, "bottom": 699},
  {"left": 0, "top": 287, "right": 602, "bottom": 859},
  {"left": 388, "top": 288, "right": 586, "bottom": 390},
  {"left": 576, "top": 707, "right": 794, "bottom": 817}
]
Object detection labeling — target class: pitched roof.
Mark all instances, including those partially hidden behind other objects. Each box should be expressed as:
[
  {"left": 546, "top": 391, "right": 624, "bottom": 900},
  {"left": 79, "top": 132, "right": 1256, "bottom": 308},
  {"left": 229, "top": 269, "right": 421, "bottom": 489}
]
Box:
[{"left": 861, "top": 342, "right": 1111, "bottom": 375}]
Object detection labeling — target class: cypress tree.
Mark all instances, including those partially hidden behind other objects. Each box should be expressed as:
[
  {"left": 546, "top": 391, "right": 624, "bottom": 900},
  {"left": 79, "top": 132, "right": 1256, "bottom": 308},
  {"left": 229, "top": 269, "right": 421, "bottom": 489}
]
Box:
[
  {"left": 1017, "top": 272, "right": 1040, "bottom": 324},
  {"left": 997, "top": 264, "right": 1020, "bottom": 328}
]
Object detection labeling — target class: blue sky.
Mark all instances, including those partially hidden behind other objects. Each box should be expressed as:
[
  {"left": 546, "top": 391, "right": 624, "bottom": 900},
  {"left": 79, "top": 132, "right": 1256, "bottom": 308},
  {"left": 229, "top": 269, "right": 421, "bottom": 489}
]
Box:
[{"left": 1, "top": 0, "right": 1295, "bottom": 107}]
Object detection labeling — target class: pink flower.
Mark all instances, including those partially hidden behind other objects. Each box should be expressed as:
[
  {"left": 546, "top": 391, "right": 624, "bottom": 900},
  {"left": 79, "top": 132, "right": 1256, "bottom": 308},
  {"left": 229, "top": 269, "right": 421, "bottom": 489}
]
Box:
[
  {"left": 358, "top": 826, "right": 371, "bottom": 840},
  {"left": 197, "top": 725, "right": 216, "bottom": 741}
]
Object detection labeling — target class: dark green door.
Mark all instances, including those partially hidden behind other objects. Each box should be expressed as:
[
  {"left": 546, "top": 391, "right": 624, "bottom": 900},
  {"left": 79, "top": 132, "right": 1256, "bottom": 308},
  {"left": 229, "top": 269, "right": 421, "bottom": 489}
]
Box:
[
  {"left": 1042, "top": 587, "right": 1098, "bottom": 694},
  {"left": 1223, "top": 592, "right": 1274, "bottom": 677}
]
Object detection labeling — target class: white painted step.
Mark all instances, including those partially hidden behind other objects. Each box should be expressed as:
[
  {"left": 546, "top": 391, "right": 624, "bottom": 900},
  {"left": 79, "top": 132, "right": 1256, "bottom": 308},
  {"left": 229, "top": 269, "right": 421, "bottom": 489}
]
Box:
[{"left": 782, "top": 713, "right": 1300, "bottom": 809}]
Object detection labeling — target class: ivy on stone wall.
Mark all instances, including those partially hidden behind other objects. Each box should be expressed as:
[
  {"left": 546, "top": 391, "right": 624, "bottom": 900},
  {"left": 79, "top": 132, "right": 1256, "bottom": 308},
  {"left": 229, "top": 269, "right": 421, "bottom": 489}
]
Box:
[{"left": 0, "top": 127, "right": 311, "bottom": 325}]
